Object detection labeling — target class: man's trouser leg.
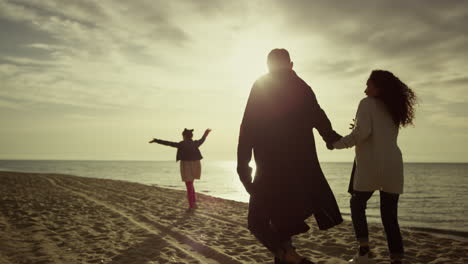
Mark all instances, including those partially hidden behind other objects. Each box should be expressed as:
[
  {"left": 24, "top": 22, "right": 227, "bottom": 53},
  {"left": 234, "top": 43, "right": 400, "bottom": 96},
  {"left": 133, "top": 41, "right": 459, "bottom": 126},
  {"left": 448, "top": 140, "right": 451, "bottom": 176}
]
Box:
[{"left": 248, "top": 196, "right": 289, "bottom": 254}]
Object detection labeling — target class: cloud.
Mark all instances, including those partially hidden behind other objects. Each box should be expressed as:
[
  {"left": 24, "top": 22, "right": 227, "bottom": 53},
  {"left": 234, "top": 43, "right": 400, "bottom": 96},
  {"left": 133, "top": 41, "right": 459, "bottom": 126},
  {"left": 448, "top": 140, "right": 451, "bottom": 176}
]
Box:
[
  {"left": 0, "top": 0, "right": 259, "bottom": 119},
  {"left": 0, "top": 1, "right": 467, "bottom": 161},
  {"left": 427, "top": 111, "right": 468, "bottom": 130},
  {"left": 273, "top": 1, "right": 468, "bottom": 73},
  {"left": 266, "top": 1, "right": 468, "bottom": 123},
  {"left": 0, "top": 0, "right": 192, "bottom": 61},
  {"left": 0, "top": 0, "right": 201, "bottom": 112},
  {"left": 415, "top": 76, "right": 468, "bottom": 104},
  {"left": 0, "top": 97, "right": 23, "bottom": 110}
]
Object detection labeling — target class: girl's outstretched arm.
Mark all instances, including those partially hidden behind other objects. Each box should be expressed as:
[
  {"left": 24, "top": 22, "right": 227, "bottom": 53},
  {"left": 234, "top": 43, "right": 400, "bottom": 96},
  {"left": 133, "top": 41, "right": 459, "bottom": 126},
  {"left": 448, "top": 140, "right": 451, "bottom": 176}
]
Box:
[
  {"left": 149, "top": 138, "right": 179, "bottom": 148},
  {"left": 196, "top": 129, "right": 212, "bottom": 146}
]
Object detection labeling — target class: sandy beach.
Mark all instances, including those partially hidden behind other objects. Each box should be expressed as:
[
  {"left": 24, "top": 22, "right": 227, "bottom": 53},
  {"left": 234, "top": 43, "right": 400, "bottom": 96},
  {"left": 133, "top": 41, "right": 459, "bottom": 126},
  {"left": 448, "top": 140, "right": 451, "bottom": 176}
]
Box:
[{"left": 0, "top": 171, "right": 466, "bottom": 264}]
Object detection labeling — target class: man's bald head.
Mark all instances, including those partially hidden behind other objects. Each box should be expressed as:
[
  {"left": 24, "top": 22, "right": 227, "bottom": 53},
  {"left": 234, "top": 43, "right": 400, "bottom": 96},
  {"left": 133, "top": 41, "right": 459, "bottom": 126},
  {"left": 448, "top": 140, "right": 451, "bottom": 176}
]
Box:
[{"left": 267, "top": 49, "right": 293, "bottom": 72}]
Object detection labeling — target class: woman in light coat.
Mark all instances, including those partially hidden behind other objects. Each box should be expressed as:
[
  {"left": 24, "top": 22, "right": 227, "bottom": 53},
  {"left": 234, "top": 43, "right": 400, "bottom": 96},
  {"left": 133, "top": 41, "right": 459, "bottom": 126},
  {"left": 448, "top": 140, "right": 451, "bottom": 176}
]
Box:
[{"left": 333, "top": 70, "right": 417, "bottom": 264}]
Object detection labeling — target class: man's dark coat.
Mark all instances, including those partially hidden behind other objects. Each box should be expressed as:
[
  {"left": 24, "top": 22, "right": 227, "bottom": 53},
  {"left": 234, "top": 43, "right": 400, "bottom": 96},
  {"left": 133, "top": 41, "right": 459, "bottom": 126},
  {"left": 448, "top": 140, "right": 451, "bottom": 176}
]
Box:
[{"left": 237, "top": 70, "right": 343, "bottom": 235}]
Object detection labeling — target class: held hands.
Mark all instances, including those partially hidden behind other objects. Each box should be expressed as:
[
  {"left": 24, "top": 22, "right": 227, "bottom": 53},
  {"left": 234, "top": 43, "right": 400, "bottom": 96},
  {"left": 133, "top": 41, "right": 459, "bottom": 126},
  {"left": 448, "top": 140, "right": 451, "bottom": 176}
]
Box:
[
  {"left": 327, "top": 132, "right": 343, "bottom": 150},
  {"left": 326, "top": 118, "right": 353, "bottom": 150}
]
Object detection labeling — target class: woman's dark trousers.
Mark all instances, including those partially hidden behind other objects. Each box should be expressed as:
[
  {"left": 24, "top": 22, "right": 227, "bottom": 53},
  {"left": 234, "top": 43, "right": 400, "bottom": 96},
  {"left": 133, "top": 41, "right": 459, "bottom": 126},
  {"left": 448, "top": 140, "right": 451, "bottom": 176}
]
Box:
[{"left": 350, "top": 190, "right": 404, "bottom": 259}]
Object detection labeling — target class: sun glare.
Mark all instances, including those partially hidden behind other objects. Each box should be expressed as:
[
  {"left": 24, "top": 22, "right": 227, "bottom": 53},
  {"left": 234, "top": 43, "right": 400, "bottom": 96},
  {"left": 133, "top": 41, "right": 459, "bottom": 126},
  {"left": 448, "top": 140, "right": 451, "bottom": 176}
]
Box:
[{"left": 228, "top": 39, "right": 273, "bottom": 88}]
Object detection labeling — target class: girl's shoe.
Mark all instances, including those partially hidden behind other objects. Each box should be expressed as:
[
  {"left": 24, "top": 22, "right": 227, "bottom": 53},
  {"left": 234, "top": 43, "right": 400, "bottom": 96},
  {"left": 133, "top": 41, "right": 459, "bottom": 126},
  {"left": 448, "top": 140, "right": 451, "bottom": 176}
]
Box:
[{"left": 348, "top": 252, "right": 376, "bottom": 264}]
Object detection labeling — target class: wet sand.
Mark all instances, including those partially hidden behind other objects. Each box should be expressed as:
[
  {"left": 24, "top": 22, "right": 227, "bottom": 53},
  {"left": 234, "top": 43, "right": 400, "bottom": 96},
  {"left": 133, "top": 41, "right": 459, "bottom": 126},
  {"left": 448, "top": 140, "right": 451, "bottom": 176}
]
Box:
[{"left": 0, "top": 171, "right": 466, "bottom": 264}]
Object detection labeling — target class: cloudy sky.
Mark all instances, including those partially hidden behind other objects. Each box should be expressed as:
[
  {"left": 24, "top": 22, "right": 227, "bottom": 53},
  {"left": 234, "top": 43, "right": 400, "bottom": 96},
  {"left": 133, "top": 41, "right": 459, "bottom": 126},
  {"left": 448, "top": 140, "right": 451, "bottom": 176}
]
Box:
[{"left": 1, "top": 0, "right": 467, "bottom": 162}]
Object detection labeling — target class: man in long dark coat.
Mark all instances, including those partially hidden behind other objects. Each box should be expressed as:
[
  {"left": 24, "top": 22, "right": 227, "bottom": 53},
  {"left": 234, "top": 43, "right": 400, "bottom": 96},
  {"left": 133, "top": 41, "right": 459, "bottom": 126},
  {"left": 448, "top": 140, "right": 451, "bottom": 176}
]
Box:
[{"left": 237, "top": 49, "right": 343, "bottom": 264}]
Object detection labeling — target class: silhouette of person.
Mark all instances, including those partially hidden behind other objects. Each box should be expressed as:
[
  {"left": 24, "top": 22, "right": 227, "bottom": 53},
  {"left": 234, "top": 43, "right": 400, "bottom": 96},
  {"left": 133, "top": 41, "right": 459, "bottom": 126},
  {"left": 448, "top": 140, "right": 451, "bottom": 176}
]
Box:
[
  {"left": 332, "top": 70, "right": 416, "bottom": 264},
  {"left": 150, "top": 128, "right": 211, "bottom": 210},
  {"left": 237, "top": 49, "right": 342, "bottom": 264}
]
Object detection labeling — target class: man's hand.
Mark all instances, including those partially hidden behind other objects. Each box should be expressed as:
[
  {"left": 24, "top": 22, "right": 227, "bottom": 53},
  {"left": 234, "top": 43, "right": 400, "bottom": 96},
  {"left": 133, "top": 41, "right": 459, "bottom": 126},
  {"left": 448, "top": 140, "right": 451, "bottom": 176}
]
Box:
[
  {"left": 237, "top": 166, "right": 253, "bottom": 195},
  {"left": 149, "top": 138, "right": 157, "bottom": 143},
  {"left": 349, "top": 118, "right": 356, "bottom": 130},
  {"left": 243, "top": 181, "right": 254, "bottom": 195},
  {"left": 204, "top": 128, "right": 212, "bottom": 135}
]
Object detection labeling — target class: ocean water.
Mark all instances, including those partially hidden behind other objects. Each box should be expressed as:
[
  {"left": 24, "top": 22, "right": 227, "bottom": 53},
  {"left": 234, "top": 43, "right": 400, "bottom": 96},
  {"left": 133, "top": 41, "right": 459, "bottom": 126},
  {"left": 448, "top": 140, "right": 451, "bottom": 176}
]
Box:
[{"left": 0, "top": 160, "right": 466, "bottom": 238}]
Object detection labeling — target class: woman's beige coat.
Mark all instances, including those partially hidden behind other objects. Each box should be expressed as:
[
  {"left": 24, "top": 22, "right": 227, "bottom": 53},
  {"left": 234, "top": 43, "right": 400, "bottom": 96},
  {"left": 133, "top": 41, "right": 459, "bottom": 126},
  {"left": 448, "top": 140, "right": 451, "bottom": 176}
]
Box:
[{"left": 333, "top": 97, "right": 403, "bottom": 194}]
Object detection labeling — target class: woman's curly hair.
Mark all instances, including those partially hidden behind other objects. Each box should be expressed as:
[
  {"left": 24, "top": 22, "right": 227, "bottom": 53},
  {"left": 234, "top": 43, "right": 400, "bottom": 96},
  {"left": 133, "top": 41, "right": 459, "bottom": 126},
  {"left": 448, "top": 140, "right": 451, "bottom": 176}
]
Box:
[{"left": 369, "top": 70, "right": 417, "bottom": 127}]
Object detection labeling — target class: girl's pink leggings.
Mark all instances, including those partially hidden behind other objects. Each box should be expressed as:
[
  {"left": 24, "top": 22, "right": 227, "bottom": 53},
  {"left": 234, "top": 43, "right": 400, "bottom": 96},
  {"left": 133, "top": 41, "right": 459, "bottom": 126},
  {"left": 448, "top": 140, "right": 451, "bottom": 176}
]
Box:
[{"left": 185, "top": 181, "right": 196, "bottom": 208}]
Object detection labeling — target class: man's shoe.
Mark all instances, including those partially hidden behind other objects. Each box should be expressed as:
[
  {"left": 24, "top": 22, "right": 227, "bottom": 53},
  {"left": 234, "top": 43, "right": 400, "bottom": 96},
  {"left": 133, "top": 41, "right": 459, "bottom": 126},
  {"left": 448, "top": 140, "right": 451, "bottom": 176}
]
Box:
[
  {"left": 274, "top": 257, "right": 284, "bottom": 264},
  {"left": 348, "top": 252, "right": 376, "bottom": 264}
]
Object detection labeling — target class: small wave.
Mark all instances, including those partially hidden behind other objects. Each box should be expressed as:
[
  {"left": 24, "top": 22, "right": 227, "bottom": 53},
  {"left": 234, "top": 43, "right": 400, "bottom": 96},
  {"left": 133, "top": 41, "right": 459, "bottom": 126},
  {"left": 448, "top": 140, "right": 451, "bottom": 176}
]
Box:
[
  {"left": 0, "top": 168, "right": 30, "bottom": 173},
  {"left": 408, "top": 227, "right": 468, "bottom": 241},
  {"left": 159, "top": 185, "right": 178, "bottom": 188},
  {"left": 340, "top": 213, "right": 467, "bottom": 240}
]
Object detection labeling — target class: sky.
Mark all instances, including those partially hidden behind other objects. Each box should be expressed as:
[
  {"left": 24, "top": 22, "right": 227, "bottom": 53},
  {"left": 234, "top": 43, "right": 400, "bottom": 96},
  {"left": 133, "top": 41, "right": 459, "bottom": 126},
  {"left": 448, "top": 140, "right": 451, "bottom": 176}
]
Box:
[{"left": 0, "top": 0, "right": 467, "bottom": 162}]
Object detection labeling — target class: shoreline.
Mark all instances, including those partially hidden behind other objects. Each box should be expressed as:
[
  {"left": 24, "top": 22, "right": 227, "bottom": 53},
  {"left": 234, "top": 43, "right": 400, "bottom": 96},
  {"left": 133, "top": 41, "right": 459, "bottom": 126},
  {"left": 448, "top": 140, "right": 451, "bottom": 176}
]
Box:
[
  {"left": 1, "top": 171, "right": 467, "bottom": 263},
  {"left": 152, "top": 183, "right": 468, "bottom": 242},
  {"left": 1, "top": 164, "right": 467, "bottom": 241},
  {"left": 0, "top": 165, "right": 468, "bottom": 241}
]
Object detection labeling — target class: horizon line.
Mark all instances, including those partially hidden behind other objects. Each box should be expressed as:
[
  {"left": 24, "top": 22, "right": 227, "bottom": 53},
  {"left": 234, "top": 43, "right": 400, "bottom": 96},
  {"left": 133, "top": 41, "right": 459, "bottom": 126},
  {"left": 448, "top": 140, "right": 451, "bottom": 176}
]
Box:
[{"left": 1, "top": 158, "right": 467, "bottom": 164}]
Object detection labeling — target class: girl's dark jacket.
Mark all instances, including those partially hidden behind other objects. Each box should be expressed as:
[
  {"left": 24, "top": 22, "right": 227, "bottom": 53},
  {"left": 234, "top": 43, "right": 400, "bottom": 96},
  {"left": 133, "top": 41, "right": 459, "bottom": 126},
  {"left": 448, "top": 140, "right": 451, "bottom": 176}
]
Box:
[
  {"left": 154, "top": 136, "right": 207, "bottom": 161},
  {"left": 237, "top": 70, "right": 343, "bottom": 234}
]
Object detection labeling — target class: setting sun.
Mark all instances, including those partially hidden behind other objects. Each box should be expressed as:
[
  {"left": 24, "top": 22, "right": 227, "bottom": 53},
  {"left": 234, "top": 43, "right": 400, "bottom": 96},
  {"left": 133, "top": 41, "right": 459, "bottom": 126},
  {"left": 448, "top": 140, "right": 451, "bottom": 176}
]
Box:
[{"left": 228, "top": 41, "right": 270, "bottom": 88}]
